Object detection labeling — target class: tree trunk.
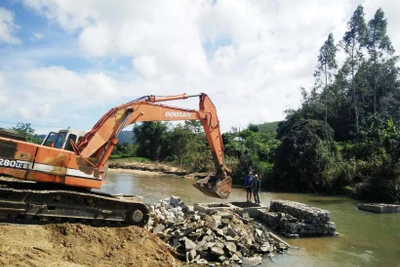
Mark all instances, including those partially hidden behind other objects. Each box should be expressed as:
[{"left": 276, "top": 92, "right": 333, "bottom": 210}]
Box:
[{"left": 324, "top": 63, "right": 328, "bottom": 139}]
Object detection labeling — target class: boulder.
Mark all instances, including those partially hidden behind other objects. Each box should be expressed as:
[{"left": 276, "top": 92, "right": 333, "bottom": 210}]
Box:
[
  {"left": 242, "top": 256, "right": 262, "bottom": 266},
  {"left": 211, "top": 247, "right": 224, "bottom": 256}
]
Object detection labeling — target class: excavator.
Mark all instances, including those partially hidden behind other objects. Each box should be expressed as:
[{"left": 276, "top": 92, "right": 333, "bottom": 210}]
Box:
[{"left": 0, "top": 93, "right": 232, "bottom": 226}]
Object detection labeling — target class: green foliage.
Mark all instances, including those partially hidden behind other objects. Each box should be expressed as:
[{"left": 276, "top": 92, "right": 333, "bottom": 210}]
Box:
[
  {"left": 133, "top": 122, "right": 169, "bottom": 161},
  {"left": 274, "top": 119, "right": 335, "bottom": 191},
  {"left": 269, "top": 5, "right": 400, "bottom": 202},
  {"left": 109, "top": 156, "right": 151, "bottom": 162},
  {"left": 256, "top": 121, "right": 279, "bottom": 133},
  {"left": 112, "top": 143, "right": 138, "bottom": 157},
  {"left": 315, "top": 33, "right": 337, "bottom": 85},
  {"left": 12, "top": 123, "right": 41, "bottom": 144}
]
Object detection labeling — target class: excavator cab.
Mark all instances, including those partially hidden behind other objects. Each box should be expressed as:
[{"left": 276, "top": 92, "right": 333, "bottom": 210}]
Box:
[{"left": 42, "top": 129, "right": 86, "bottom": 151}]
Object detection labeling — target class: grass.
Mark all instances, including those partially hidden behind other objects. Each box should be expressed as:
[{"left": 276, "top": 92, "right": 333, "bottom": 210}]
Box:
[{"left": 109, "top": 155, "right": 152, "bottom": 163}]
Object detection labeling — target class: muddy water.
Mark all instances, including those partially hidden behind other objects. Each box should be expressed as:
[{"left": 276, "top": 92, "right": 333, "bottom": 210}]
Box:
[{"left": 101, "top": 172, "right": 400, "bottom": 267}]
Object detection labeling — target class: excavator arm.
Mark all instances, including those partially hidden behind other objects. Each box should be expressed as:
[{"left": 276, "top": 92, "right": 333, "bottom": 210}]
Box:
[{"left": 76, "top": 93, "right": 232, "bottom": 198}]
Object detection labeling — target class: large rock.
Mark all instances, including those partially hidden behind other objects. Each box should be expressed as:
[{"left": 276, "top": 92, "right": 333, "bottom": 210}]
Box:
[
  {"left": 183, "top": 237, "right": 197, "bottom": 251},
  {"left": 225, "top": 242, "right": 237, "bottom": 253},
  {"left": 242, "top": 256, "right": 262, "bottom": 266},
  {"left": 211, "top": 247, "right": 224, "bottom": 256},
  {"left": 169, "top": 195, "right": 181, "bottom": 207}
]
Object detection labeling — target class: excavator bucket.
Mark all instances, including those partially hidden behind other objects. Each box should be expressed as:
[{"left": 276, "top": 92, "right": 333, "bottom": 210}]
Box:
[{"left": 193, "top": 175, "right": 232, "bottom": 199}]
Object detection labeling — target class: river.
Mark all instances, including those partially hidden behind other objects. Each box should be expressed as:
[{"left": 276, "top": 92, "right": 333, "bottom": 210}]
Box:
[{"left": 101, "top": 172, "right": 400, "bottom": 267}]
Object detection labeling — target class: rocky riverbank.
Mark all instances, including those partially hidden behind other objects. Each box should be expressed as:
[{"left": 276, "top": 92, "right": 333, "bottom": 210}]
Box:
[{"left": 108, "top": 160, "right": 208, "bottom": 179}]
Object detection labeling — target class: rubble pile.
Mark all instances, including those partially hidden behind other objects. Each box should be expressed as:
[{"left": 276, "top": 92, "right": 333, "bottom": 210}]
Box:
[
  {"left": 146, "top": 196, "right": 289, "bottom": 265},
  {"left": 259, "top": 200, "right": 337, "bottom": 237}
]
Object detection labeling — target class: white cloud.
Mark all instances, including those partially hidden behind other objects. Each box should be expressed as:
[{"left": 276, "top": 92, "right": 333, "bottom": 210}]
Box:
[
  {"left": 6, "top": 0, "right": 400, "bottom": 133},
  {"left": 30, "top": 32, "right": 43, "bottom": 41},
  {"left": 24, "top": 66, "right": 121, "bottom": 100},
  {"left": 79, "top": 24, "right": 110, "bottom": 57},
  {"left": 0, "top": 7, "right": 20, "bottom": 44},
  {"left": 0, "top": 72, "right": 8, "bottom": 105},
  {"left": 133, "top": 55, "right": 158, "bottom": 78},
  {"left": 22, "top": 0, "right": 97, "bottom": 31}
]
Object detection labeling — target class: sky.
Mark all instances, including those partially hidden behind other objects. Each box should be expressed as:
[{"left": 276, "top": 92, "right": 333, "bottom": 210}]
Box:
[{"left": 0, "top": 0, "right": 399, "bottom": 134}]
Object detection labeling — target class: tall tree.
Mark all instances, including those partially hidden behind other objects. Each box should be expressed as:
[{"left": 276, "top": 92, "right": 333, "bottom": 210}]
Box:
[
  {"left": 367, "top": 8, "right": 395, "bottom": 114},
  {"left": 343, "top": 5, "right": 367, "bottom": 135},
  {"left": 315, "top": 33, "right": 337, "bottom": 137}
]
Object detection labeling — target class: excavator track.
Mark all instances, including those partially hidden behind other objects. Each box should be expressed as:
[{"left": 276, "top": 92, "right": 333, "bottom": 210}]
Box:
[{"left": 0, "top": 180, "right": 149, "bottom": 226}]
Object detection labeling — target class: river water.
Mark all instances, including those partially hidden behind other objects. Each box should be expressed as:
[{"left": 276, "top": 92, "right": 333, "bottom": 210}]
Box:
[{"left": 101, "top": 172, "right": 400, "bottom": 267}]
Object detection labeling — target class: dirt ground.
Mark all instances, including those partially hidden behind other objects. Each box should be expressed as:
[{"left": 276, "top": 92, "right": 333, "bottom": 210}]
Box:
[{"left": 0, "top": 223, "right": 182, "bottom": 267}]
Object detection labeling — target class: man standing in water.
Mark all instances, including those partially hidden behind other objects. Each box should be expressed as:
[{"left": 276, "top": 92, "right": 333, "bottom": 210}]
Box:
[
  {"left": 244, "top": 172, "right": 253, "bottom": 202},
  {"left": 252, "top": 173, "right": 261, "bottom": 204}
]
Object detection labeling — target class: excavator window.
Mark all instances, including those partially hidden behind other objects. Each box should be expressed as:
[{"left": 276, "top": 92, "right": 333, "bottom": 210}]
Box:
[
  {"left": 64, "top": 134, "right": 77, "bottom": 151},
  {"left": 42, "top": 132, "right": 66, "bottom": 149}
]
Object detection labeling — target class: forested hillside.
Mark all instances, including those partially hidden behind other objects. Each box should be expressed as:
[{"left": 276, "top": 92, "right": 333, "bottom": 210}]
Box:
[{"left": 271, "top": 6, "right": 400, "bottom": 203}]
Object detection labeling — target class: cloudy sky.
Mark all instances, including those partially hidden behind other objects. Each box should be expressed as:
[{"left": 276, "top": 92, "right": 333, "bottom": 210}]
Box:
[{"left": 0, "top": 0, "right": 399, "bottom": 134}]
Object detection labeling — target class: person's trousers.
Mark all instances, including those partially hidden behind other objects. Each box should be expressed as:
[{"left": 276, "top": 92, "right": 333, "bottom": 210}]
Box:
[{"left": 253, "top": 190, "right": 260, "bottom": 204}]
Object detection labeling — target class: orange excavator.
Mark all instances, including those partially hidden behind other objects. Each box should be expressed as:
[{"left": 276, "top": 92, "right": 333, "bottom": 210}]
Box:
[{"left": 0, "top": 93, "right": 231, "bottom": 226}]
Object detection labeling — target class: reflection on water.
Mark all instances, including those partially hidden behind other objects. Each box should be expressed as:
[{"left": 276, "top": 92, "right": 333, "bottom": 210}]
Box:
[{"left": 100, "top": 172, "right": 400, "bottom": 267}]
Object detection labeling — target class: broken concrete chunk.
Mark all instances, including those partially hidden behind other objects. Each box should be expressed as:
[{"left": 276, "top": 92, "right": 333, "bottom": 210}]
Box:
[
  {"left": 197, "top": 258, "right": 208, "bottom": 264},
  {"left": 211, "top": 247, "right": 224, "bottom": 256},
  {"left": 227, "top": 226, "right": 238, "bottom": 238},
  {"left": 207, "top": 242, "right": 216, "bottom": 248},
  {"left": 240, "top": 245, "right": 249, "bottom": 256},
  {"left": 215, "top": 229, "right": 224, "bottom": 237},
  {"left": 260, "top": 243, "right": 271, "bottom": 253},
  {"left": 183, "top": 237, "right": 197, "bottom": 251},
  {"left": 215, "top": 242, "right": 225, "bottom": 248},
  {"left": 278, "top": 242, "right": 287, "bottom": 250},
  {"left": 230, "top": 254, "right": 240, "bottom": 262},
  {"left": 235, "top": 250, "right": 243, "bottom": 259},
  {"left": 225, "top": 242, "right": 237, "bottom": 253},
  {"left": 218, "top": 255, "right": 227, "bottom": 262},
  {"left": 169, "top": 196, "right": 181, "bottom": 207},
  {"left": 242, "top": 256, "right": 262, "bottom": 266},
  {"left": 186, "top": 249, "right": 196, "bottom": 263},
  {"left": 153, "top": 224, "right": 165, "bottom": 233},
  {"left": 255, "top": 229, "right": 263, "bottom": 237},
  {"left": 221, "top": 213, "right": 234, "bottom": 219}
]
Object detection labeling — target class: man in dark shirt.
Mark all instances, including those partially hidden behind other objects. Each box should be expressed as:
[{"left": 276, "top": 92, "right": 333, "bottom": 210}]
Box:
[{"left": 244, "top": 172, "right": 253, "bottom": 202}]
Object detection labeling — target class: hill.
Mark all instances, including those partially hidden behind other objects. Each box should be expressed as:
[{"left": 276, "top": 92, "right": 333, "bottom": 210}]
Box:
[
  {"left": 253, "top": 121, "right": 280, "bottom": 138},
  {"left": 119, "top": 130, "right": 136, "bottom": 144}
]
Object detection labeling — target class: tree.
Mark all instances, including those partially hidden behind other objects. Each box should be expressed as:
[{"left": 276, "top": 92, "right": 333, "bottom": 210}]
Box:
[
  {"left": 367, "top": 8, "right": 395, "bottom": 114},
  {"left": 164, "top": 124, "right": 193, "bottom": 166},
  {"left": 12, "top": 122, "right": 41, "bottom": 144},
  {"left": 274, "top": 119, "right": 335, "bottom": 191},
  {"left": 315, "top": 33, "right": 337, "bottom": 138},
  {"left": 342, "top": 5, "right": 367, "bottom": 135},
  {"left": 133, "top": 122, "right": 169, "bottom": 161}
]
